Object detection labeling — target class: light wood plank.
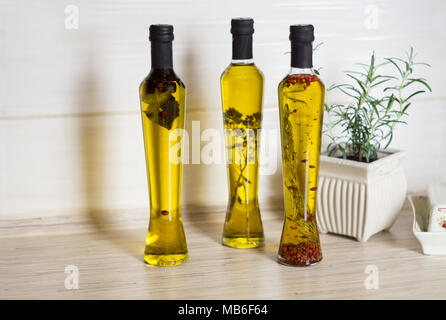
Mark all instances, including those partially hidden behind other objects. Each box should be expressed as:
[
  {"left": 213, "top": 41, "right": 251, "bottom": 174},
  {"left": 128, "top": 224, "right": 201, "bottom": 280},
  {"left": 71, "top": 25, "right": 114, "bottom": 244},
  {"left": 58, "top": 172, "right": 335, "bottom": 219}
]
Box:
[{"left": 1, "top": 202, "right": 446, "bottom": 299}]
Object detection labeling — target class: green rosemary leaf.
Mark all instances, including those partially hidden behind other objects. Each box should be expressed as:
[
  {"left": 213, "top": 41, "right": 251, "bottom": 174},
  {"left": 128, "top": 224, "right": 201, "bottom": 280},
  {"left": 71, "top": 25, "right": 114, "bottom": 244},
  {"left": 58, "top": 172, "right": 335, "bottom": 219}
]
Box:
[
  {"left": 370, "top": 78, "right": 392, "bottom": 87},
  {"left": 334, "top": 86, "right": 360, "bottom": 99},
  {"left": 344, "top": 70, "right": 367, "bottom": 77},
  {"left": 402, "top": 103, "right": 411, "bottom": 113},
  {"left": 346, "top": 74, "right": 367, "bottom": 93},
  {"left": 327, "top": 83, "right": 349, "bottom": 91},
  {"left": 406, "top": 78, "right": 432, "bottom": 92},
  {"left": 413, "top": 62, "right": 431, "bottom": 67},
  {"left": 372, "top": 75, "right": 397, "bottom": 83},
  {"left": 405, "top": 61, "right": 410, "bottom": 72},
  {"left": 338, "top": 144, "right": 347, "bottom": 159},
  {"left": 408, "top": 47, "right": 414, "bottom": 60},
  {"left": 386, "top": 94, "right": 395, "bottom": 110},
  {"left": 370, "top": 102, "right": 380, "bottom": 118},
  {"left": 384, "top": 131, "right": 393, "bottom": 149},
  {"left": 385, "top": 58, "right": 403, "bottom": 76},
  {"left": 328, "top": 147, "right": 338, "bottom": 157},
  {"left": 313, "top": 42, "right": 324, "bottom": 51},
  {"left": 367, "top": 52, "right": 376, "bottom": 81},
  {"left": 388, "top": 57, "right": 406, "bottom": 64},
  {"left": 383, "top": 86, "right": 400, "bottom": 92},
  {"left": 404, "top": 90, "right": 426, "bottom": 102}
]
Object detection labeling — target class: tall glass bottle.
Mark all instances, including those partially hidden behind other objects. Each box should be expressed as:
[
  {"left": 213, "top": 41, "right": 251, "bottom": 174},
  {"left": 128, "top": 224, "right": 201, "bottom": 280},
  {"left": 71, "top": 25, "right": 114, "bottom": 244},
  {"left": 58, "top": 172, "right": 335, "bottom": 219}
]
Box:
[
  {"left": 277, "top": 25, "right": 324, "bottom": 266},
  {"left": 139, "top": 25, "right": 188, "bottom": 266},
  {"left": 221, "top": 18, "right": 265, "bottom": 248}
]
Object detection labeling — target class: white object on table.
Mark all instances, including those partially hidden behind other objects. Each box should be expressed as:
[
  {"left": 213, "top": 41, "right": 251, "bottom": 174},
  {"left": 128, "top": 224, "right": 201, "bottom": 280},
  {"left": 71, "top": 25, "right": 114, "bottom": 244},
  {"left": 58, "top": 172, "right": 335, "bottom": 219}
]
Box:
[
  {"left": 409, "top": 194, "right": 446, "bottom": 255},
  {"left": 427, "top": 182, "right": 446, "bottom": 232}
]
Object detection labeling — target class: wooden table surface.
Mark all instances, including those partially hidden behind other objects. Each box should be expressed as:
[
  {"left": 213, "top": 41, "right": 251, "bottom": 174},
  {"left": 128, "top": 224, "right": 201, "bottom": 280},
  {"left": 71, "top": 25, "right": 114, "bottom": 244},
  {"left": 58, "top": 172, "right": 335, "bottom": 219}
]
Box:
[{"left": 1, "top": 202, "right": 446, "bottom": 299}]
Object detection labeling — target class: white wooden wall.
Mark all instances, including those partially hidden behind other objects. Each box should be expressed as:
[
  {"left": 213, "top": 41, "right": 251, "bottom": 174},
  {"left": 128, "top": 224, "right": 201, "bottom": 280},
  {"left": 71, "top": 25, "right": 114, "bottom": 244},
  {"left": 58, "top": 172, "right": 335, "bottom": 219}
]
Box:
[{"left": 1, "top": 0, "right": 445, "bottom": 216}]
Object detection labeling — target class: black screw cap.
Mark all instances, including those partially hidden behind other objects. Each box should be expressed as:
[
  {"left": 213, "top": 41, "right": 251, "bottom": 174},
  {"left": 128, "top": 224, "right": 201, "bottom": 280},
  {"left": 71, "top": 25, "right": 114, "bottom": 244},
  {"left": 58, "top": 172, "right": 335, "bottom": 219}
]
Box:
[
  {"left": 290, "top": 24, "right": 314, "bottom": 42},
  {"left": 149, "top": 24, "right": 174, "bottom": 42},
  {"left": 231, "top": 18, "right": 254, "bottom": 35}
]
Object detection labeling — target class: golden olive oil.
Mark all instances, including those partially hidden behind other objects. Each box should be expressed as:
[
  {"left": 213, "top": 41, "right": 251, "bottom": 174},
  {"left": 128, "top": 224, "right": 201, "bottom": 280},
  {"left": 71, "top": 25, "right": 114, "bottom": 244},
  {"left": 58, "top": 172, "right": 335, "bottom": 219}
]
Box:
[
  {"left": 221, "top": 63, "right": 265, "bottom": 248},
  {"left": 278, "top": 73, "right": 324, "bottom": 265},
  {"left": 277, "top": 25, "right": 324, "bottom": 266},
  {"left": 139, "top": 25, "right": 188, "bottom": 266}
]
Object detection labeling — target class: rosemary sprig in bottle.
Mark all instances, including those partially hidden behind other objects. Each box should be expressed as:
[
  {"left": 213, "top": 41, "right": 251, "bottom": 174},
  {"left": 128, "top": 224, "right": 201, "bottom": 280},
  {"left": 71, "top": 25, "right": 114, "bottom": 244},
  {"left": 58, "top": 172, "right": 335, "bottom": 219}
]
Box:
[{"left": 223, "top": 107, "right": 261, "bottom": 210}]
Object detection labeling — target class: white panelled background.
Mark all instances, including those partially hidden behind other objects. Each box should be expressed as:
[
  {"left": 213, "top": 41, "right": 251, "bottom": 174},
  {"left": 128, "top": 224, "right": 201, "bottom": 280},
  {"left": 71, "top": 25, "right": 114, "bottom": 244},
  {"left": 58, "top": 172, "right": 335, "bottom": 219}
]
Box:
[{"left": 1, "top": 0, "right": 445, "bottom": 216}]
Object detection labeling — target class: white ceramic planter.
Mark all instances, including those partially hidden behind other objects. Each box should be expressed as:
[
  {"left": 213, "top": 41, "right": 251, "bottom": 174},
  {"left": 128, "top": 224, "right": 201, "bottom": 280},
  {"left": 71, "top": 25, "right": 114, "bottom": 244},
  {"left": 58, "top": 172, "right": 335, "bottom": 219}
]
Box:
[{"left": 316, "top": 149, "right": 407, "bottom": 242}]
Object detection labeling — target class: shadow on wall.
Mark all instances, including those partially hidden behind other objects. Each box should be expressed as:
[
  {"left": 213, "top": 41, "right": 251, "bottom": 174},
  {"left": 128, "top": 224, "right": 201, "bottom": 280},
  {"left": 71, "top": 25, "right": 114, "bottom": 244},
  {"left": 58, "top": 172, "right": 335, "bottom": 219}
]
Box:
[
  {"left": 181, "top": 35, "right": 227, "bottom": 210},
  {"left": 261, "top": 144, "right": 284, "bottom": 219},
  {"left": 77, "top": 42, "right": 144, "bottom": 261},
  {"left": 180, "top": 34, "right": 227, "bottom": 242},
  {"left": 260, "top": 109, "right": 285, "bottom": 218}
]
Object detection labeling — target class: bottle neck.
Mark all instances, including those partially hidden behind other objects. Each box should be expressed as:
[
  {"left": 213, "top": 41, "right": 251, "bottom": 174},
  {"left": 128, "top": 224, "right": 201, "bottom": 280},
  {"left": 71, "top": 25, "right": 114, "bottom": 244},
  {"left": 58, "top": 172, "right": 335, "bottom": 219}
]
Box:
[
  {"left": 231, "top": 58, "right": 254, "bottom": 65},
  {"left": 151, "top": 41, "right": 173, "bottom": 69},
  {"left": 232, "top": 34, "right": 253, "bottom": 60},
  {"left": 288, "top": 67, "right": 315, "bottom": 75},
  {"left": 291, "top": 42, "right": 312, "bottom": 68}
]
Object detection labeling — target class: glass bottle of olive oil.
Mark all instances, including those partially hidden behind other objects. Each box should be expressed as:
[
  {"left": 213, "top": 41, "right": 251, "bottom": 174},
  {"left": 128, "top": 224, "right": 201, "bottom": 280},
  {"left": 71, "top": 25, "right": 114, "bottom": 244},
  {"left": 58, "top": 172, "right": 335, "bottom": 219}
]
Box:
[
  {"left": 139, "top": 25, "right": 188, "bottom": 266},
  {"left": 221, "top": 18, "right": 265, "bottom": 248},
  {"left": 277, "top": 25, "right": 324, "bottom": 266}
]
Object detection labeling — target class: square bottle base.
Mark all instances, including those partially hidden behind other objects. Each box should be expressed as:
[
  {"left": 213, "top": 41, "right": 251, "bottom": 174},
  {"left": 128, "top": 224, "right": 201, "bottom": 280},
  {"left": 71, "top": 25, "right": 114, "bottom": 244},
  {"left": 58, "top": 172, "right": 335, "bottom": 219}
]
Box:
[
  {"left": 222, "top": 236, "right": 264, "bottom": 249},
  {"left": 144, "top": 253, "right": 188, "bottom": 267}
]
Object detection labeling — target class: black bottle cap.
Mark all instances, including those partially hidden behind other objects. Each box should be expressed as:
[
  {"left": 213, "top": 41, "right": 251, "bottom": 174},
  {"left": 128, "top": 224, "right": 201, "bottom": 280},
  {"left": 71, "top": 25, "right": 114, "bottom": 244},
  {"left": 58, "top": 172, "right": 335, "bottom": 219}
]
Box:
[
  {"left": 149, "top": 24, "right": 174, "bottom": 42},
  {"left": 231, "top": 18, "right": 254, "bottom": 35},
  {"left": 289, "top": 24, "right": 314, "bottom": 68},
  {"left": 289, "top": 24, "right": 314, "bottom": 42},
  {"left": 149, "top": 24, "right": 173, "bottom": 69},
  {"left": 231, "top": 18, "right": 254, "bottom": 60}
]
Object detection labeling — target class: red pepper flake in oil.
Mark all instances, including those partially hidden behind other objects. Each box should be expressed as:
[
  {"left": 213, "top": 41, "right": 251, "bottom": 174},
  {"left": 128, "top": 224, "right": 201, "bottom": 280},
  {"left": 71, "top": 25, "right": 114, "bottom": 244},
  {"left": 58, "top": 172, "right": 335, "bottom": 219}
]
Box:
[
  {"left": 279, "top": 242, "right": 322, "bottom": 266},
  {"left": 161, "top": 210, "right": 169, "bottom": 216},
  {"left": 285, "top": 74, "right": 318, "bottom": 91}
]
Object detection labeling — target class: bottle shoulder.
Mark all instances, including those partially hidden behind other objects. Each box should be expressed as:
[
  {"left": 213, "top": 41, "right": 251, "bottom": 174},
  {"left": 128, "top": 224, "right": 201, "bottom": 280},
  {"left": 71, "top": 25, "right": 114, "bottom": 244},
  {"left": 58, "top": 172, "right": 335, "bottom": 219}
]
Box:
[
  {"left": 221, "top": 63, "right": 264, "bottom": 82},
  {"left": 252, "top": 64, "right": 264, "bottom": 79},
  {"left": 140, "top": 69, "right": 185, "bottom": 95}
]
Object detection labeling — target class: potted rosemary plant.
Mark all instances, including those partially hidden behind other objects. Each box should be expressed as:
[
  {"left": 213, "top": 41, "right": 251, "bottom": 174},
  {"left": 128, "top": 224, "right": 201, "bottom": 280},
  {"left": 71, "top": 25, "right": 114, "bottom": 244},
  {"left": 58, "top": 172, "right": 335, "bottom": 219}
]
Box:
[{"left": 317, "top": 48, "right": 431, "bottom": 241}]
